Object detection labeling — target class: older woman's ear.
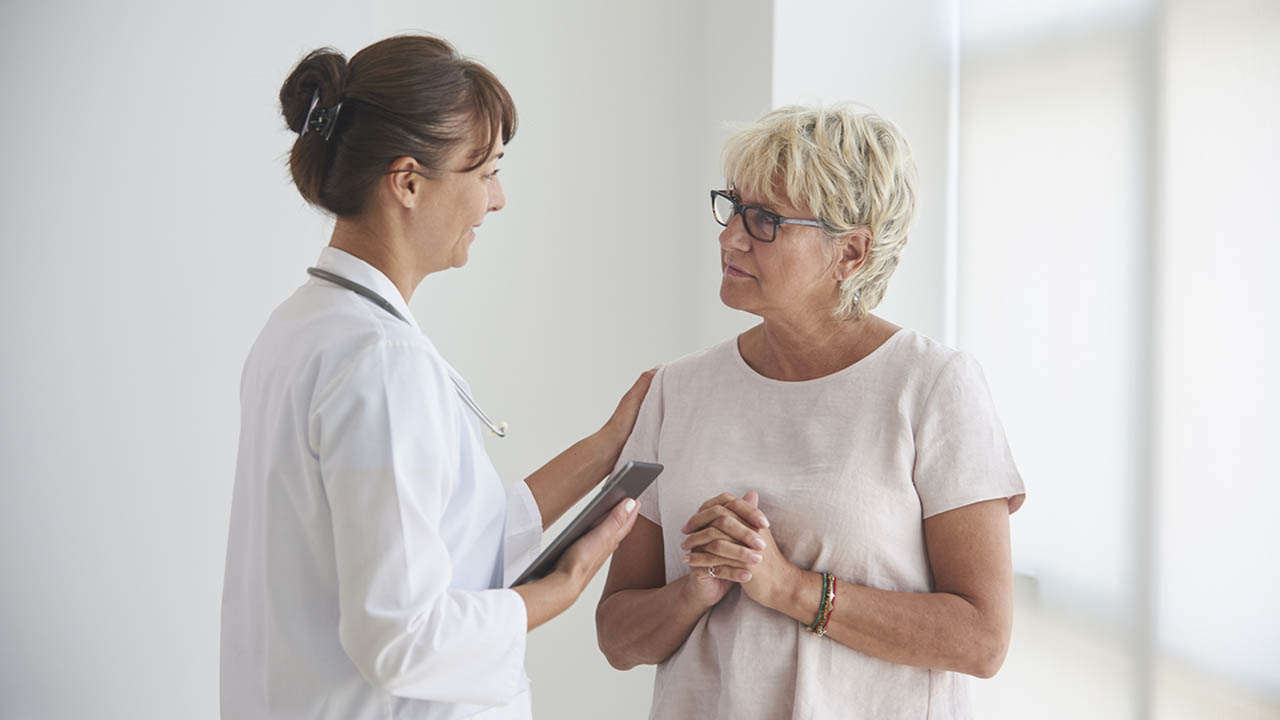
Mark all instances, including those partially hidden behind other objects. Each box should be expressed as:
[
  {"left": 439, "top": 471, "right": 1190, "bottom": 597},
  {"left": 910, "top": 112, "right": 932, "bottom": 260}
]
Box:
[{"left": 835, "top": 228, "right": 874, "bottom": 281}]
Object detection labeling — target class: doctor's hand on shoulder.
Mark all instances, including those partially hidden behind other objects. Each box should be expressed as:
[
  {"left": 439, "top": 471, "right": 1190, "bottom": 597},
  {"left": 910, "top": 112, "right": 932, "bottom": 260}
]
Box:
[{"left": 599, "top": 367, "right": 658, "bottom": 457}]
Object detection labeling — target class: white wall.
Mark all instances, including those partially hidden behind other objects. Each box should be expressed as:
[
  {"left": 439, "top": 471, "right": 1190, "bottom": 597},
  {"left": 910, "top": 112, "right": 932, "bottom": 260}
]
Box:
[
  {"left": 772, "top": 0, "right": 955, "bottom": 341},
  {"left": 0, "top": 1, "right": 775, "bottom": 718}
]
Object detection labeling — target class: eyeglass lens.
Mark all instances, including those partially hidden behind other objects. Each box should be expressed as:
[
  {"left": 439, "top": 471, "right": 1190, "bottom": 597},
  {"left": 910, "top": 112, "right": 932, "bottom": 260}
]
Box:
[{"left": 712, "top": 193, "right": 776, "bottom": 242}]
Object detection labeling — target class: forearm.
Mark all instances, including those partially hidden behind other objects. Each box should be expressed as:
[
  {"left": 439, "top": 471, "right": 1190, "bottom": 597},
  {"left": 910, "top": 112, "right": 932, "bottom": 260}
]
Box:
[
  {"left": 768, "top": 570, "right": 1008, "bottom": 678},
  {"left": 596, "top": 576, "right": 712, "bottom": 670},
  {"left": 512, "top": 570, "right": 582, "bottom": 632},
  {"left": 523, "top": 430, "right": 622, "bottom": 530}
]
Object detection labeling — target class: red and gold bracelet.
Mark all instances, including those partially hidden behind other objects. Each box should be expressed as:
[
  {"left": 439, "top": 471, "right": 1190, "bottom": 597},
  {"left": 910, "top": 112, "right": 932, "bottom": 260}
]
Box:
[{"left": 818, "top": 576, "right": 837, "bottom": 636}]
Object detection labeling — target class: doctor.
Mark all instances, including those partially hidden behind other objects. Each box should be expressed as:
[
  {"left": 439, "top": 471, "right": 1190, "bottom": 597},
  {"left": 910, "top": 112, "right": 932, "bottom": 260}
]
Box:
[{"left": 221, "top": 35, "right": 649, "bottom": 719}]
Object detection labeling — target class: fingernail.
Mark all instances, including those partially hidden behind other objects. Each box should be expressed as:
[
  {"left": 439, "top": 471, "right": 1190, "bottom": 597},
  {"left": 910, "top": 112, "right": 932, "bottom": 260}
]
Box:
[
  {"left": 753, "top": 538, "right": 767, "bottom": 551},
  {"left": 624, "top": 499, "right": 636, "bottom": 513},
  {"left": 681, "top": 555, "right": 691, "bottom": 563},
  {"left": 761, "top": 517, "right": 770, "bottom": 528},
  {"left": 742, "top": 572, "right": 752, "bottom": 581},
  {"left": 748, "top": 553, "right": 763, "bottom": 563}
]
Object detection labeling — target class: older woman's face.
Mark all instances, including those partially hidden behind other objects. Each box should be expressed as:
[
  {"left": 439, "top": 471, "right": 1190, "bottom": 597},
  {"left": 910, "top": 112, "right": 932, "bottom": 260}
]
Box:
[{"left": 718, "top": 186, "right": 837, "bottom": 320}]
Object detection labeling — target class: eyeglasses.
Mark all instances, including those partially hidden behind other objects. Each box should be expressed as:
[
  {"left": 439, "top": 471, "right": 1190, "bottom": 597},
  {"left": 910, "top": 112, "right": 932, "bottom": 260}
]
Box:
[{"left": 710, "top": 189, "right": 824, "bottom": 243}]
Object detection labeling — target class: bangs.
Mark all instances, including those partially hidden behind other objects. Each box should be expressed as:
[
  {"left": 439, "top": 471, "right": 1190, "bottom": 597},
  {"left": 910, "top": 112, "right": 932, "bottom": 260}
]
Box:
[
  {"left": 459, "top": 63, "right": 518, "bottom": 171},
  {"left": 723, "top": 122, "right": 816, "bottom": 217}
]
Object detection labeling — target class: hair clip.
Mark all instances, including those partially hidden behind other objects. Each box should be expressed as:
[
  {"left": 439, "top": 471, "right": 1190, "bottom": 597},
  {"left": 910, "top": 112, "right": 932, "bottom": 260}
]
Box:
[{"left": 301, "top": 88, "right": 344, "bottom": 141}]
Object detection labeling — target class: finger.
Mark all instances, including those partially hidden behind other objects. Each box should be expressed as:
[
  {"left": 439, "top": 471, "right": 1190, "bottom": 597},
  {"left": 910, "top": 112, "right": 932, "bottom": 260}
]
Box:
[
  {"left": 681, "top": 550, "right": 756, "bottom": 570},
  {"left": 722, "top": 495, "right": 769, "bottom": 529},
  {"left": 694, "top": 493, "right": 739, "bottom": 515},
  {"left": 689, "top": 539, "right": 763, "bottom": 565},
  {"left": 682, "top": 502, "right": 744, "bottom": 534},
  {"left": 692, "top": 567, "right": 752, "bottom": 583},
  {"left": 614, "top": 498, "right": 639, "bottom": 542},
  {"left": 683, "top": 496, "right": 769, "bottom": 533},
  {"left": 682, "top": 507, "right": 768, "bottom": 548},
  {"left": 679, "top": 527, "right": 733, "bottom": 550},
  {"left": 680, "top": 524, "right": 766, "bottom": 553},
  {"left": 745, "top": 490, "right": 759, "bottom": 507},
  {"left": 599, "top": 498, "right": 638, "bottom": 538},
  {"left": 629, "top": 368, "right": 657, "bottom": 395}
]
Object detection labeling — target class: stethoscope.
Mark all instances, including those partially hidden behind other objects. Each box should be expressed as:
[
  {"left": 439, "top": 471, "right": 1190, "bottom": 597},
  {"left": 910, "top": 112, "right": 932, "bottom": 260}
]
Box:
[{"left": 307, "top": 267, "right": 509, "bottom": 438}]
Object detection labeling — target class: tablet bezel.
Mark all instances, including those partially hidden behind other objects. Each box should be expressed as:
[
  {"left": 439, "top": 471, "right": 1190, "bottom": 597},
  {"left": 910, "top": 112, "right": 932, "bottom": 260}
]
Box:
[{"left": 509, "top": 460, "right": 663, "bottom": 587}]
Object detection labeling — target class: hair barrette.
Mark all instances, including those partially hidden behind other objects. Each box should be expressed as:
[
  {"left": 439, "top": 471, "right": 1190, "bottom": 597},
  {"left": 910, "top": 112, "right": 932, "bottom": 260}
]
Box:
[{"left": 302, "top": 88, "right": 344, "bottom": 141}]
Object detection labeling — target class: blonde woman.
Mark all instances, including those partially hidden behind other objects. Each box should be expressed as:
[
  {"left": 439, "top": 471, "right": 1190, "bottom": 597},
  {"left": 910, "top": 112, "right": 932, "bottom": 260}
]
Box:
[{"left": 596, "top": 105, "right": 1025, "bottom": 719}]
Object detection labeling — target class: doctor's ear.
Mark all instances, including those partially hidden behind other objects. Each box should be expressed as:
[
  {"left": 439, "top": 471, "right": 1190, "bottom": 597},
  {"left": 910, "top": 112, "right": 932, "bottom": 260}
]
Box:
[
  {"left": 385, "top": 156, "right": 421, "bottom": 209},
  {"left": 834, "top": 228, "right": 873, "bottom": 281}
]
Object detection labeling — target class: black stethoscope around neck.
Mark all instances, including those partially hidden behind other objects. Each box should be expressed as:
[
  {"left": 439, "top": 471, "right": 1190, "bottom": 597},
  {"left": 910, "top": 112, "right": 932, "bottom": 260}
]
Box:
[{"left": 307, "top": 266, "right": 509, "bottom": 438}]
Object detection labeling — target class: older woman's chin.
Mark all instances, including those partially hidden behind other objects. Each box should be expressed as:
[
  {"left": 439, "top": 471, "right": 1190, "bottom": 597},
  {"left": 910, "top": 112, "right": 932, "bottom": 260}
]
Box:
[{"left": 719, "top": 283, "right": 749, "bottom": 311}]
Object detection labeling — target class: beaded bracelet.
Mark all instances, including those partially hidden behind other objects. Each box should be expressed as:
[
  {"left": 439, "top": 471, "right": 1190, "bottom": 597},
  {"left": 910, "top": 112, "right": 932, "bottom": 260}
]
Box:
[{"left": 808, "top": 572, "right": 833, "bottom": 635}]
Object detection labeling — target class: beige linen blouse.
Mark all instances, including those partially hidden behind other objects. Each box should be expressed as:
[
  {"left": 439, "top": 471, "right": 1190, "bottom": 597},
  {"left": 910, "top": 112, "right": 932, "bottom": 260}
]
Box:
[{"left": 614, "top": 329, "right": 1025, "bottom": 719}]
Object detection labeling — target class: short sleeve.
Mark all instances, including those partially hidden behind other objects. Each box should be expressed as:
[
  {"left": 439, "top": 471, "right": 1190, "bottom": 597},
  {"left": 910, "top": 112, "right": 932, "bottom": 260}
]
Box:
[
  {"left": 612, "top": 367, "right": 666, "bottom": 525},
  {"left": 914, "top": 352, "right": 1026, "bottom": 519}
]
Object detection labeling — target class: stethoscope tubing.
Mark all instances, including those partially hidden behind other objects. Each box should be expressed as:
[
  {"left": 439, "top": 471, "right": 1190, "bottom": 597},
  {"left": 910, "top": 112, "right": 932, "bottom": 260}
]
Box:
[{"left": 305, "top": 267, "right": 508, "bottom": 438}]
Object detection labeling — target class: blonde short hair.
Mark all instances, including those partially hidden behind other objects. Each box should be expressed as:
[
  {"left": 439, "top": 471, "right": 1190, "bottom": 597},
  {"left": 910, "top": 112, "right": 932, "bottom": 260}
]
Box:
[{"left": 722, "top": 104, "right": 918, "bottom": 320}]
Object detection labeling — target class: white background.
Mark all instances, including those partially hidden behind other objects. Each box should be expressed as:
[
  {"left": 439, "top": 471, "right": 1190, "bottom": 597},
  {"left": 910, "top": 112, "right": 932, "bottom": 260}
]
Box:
[{"left": 2, "top": 1, "right": 1276, "bottom": 718}]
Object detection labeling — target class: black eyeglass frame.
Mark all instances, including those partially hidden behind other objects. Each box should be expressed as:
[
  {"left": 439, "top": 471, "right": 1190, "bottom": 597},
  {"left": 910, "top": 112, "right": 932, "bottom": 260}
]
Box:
[{"left": 710, "top": 189, "right": 826, "bottom": 243}]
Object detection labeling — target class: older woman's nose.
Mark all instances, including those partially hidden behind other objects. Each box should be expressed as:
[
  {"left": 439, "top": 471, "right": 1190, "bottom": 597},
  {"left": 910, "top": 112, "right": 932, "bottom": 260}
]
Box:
[{"left": 718, "top": 215, "right": 752, "bottom": 252}]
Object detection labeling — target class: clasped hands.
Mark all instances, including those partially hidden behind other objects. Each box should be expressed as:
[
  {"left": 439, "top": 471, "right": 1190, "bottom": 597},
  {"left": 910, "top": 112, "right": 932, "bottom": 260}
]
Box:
[{"left": 678, "top": 491, "right": 800, "bottom": 611}]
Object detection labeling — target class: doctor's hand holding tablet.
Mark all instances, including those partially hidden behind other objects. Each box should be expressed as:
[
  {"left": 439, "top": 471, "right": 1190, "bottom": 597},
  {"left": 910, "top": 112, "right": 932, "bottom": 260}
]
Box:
[{"left": 221, "top": 34, "right": 660, "bottom": 720}]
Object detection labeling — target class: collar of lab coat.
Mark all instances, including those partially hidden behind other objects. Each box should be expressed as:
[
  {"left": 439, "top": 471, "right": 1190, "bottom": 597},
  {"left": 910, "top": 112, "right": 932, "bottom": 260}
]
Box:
[{"left": 313, "top": 246, "right": 422, "bottom": 333}]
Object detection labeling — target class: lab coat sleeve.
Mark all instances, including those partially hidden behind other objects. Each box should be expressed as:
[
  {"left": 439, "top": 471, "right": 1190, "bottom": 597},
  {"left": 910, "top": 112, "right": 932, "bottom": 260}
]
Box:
[
  {"left": 502, "top": 480, "right": 543, "bottom": 587},
  {"left": 311, "top": 339, "right": 528, "bottom": 706}
]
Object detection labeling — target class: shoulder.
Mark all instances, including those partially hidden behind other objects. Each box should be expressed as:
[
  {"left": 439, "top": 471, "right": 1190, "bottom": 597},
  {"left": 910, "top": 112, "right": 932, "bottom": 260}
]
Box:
[
  {"left": 264, "top": 284, "right": 450, "bottom": 402},
  {"left": 875, "top": 328, "right": 980, "bottom": 391},
  {"left": 655, "top": 337, "right": 740, "bottom": 391}
]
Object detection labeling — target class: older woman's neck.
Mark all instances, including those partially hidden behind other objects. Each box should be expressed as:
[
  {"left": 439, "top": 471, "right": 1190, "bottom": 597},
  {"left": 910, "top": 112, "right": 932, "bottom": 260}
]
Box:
[
  {"left": 747, "top": 314, "right": 893, "bottom": 382},
  {"left": 329, "top": 215, "right": 422, "bottom": 303}
]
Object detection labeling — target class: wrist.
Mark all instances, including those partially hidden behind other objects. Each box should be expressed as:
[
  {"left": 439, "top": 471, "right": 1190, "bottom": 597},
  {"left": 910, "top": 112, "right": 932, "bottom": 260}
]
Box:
[
  {"left": 676, "top": 574, "right": 717, "bottom": 610},
  {"left": 768, "top": 565, "right": 809, "bottom": 617},
  {"left": 550, "top": 566, "right": 588, "bottom": 603},
  {"left": 589, "top": 426, "right": 626, "bottom": 473}
]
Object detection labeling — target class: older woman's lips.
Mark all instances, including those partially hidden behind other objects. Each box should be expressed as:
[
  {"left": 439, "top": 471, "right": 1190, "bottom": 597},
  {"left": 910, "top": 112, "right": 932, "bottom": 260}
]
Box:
[{"left": 724, "top": 262, "right": 753, "bottom": 278}]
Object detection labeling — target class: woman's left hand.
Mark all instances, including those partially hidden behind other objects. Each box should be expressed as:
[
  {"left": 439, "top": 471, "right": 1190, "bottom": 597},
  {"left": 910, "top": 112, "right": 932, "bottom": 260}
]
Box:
[{"left": 680, "top": 491, "right": 800, "bottom": 612}]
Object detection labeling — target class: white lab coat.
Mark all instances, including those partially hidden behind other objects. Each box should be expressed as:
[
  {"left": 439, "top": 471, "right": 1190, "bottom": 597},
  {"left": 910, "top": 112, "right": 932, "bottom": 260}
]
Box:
[{"left": 222, "top": 247, "right": 543, "bottom": 719}]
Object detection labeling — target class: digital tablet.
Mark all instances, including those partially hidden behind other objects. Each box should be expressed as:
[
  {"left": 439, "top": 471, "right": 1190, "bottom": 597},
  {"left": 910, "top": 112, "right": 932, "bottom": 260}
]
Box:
[{"left": 510, "top": 460, "right": 663, "bottom": 587}]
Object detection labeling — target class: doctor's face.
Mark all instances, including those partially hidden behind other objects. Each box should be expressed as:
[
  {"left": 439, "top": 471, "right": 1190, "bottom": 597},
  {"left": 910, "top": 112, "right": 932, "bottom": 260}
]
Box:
[{"left": 417, "top": 135, "right": 507, "bottom": 272}]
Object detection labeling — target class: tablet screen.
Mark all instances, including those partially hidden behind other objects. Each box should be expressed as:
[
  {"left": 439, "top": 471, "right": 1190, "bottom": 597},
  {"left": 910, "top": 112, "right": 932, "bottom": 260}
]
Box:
[{"left": 510, "top": 460, "right": 663, "bottom": 587}]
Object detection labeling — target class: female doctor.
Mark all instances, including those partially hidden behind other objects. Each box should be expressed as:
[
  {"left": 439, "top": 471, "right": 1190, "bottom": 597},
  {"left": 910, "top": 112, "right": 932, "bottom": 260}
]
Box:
[{"left": 221, "top": 35, "right": 649, "bottom": 719}]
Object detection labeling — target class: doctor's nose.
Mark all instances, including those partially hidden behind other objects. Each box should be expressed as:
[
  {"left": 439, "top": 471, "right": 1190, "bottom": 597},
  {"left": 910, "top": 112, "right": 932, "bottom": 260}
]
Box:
[{"left": 488, "top": 177, "right": 506, "bottom": 213}]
